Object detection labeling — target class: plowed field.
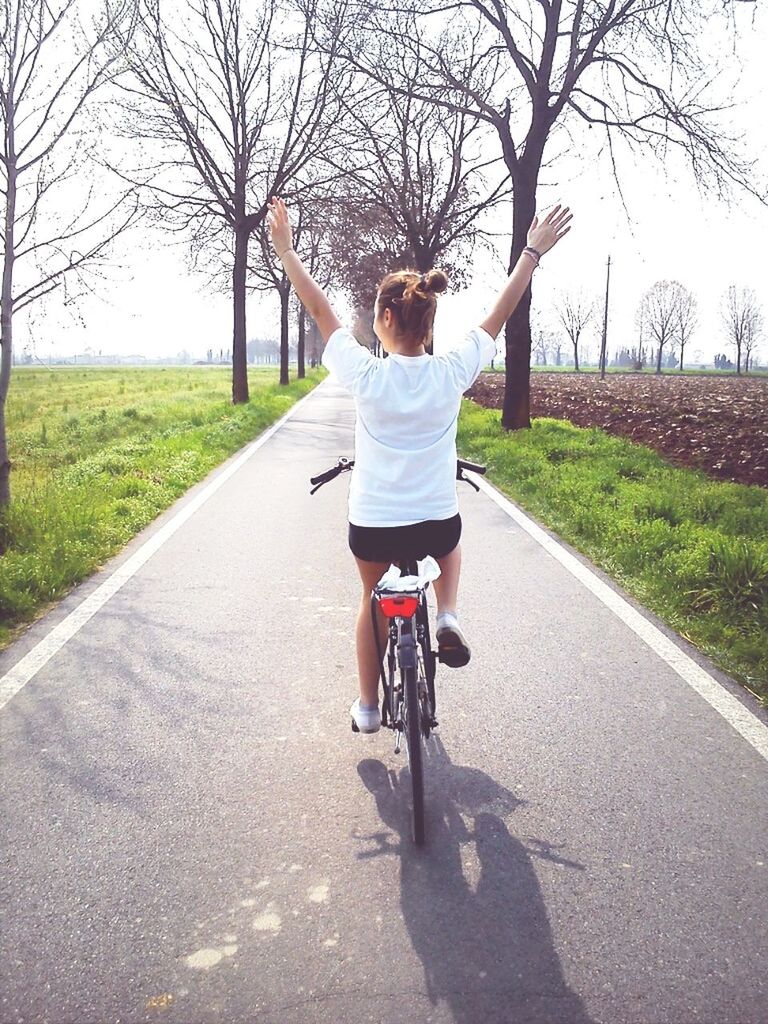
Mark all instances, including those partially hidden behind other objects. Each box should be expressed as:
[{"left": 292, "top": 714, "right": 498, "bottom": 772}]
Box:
[{"left": 467, "top": 372, "right": 768, "bottom": 488}]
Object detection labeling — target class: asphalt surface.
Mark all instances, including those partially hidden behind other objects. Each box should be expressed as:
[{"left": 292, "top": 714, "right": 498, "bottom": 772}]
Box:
[{"left": 1, "top": 379, "right": 767, "bottom": 1024}]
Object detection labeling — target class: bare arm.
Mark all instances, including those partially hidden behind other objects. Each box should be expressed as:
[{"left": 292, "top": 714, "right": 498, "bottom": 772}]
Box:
[
  {"left": 267, "top": 196, "right": 341, "bottom": 343},
  {"left": 479, "top": 256, "right": 536, "bottom": 341},
  {"left": 480, "top": 204, "right": 574, "bottom": 341}
]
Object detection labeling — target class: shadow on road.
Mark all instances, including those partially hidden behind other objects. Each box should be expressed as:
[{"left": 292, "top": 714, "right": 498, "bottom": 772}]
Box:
[{"left": 356, "top": 738, "right": 595, "bottom": 1024}]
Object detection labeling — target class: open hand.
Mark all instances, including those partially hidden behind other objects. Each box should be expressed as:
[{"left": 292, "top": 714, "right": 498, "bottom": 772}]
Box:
[
  {"left": 267, "top": 195, "right": 293, "bottom": 257},
  {"left": 527, "top": 205, "right": 573, "bottom": 255}
]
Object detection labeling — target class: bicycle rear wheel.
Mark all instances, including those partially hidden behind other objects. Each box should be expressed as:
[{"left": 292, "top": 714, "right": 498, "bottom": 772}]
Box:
[
  {"left": 403, "top": 659, "right": 425, "bottom": 845},
  {"left": 416, "top": 592, "right": 436, "bottom": 728}
]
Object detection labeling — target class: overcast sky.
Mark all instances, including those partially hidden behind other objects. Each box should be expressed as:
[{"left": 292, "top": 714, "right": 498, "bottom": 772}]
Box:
[{"left": 15, "top": 2, "right": 768, "bottom": 366}]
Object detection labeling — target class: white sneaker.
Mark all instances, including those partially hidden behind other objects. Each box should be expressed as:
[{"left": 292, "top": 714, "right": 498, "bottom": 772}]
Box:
[
  {"left": 350, "top": 698, "right": 381, "bottom": 734},
  {"left": 436, "top": 612, "right": 471, "bottom": 667}
]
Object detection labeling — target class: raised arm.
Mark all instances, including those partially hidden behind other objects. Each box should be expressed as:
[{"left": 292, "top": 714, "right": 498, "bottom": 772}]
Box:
[
  {"left": 479, "top": 205, "right": 573, "bottom": 341},
  {"left": 267, "top": 196, "right": 341, "bottom": 343}
]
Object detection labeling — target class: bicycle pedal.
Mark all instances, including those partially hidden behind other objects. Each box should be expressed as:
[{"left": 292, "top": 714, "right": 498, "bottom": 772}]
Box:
[{"left": 437, "top": 647, "right": 470, "bottom": 667}]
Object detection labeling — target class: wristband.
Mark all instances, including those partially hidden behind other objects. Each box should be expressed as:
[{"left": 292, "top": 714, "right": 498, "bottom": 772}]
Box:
[{"left": 522, "top": 246, "right": 541, "bottom": 265}]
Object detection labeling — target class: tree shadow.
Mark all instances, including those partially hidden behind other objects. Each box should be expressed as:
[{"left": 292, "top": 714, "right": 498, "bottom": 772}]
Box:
[{"left": 356, "top": 737, "right": 595, "bottom": 1024}]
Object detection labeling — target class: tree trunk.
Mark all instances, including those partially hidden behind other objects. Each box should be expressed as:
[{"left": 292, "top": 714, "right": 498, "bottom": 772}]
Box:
[
  {"left": 656, "top": 342, "right": 663, "bottom": 374},
  {"left": 501, "top": 161, "right": 539, "bottom": 429},
  {"left": 232, "top": 220, "right": 250, "bottom": 404},
  {"left": 573, "top": 338, "right": 580, "bottom": 372},
  {"left": 0, "top": 121, "right": 17, "bottom": 508},
  {"left": 298, "top": 306, "right": 306, "bottom": 379},
  {"left": 308, "top": 318, "right": 319, "bottom": 367},
  {"left": 414, "top": 245, "right": 430, "bottom": 274},
  {"left": 279, "top": 282, "right": 290, "bottom": 386}
]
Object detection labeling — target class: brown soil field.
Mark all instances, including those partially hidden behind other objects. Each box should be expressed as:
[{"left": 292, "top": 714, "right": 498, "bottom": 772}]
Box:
[{"left": 467, "top": 372, "right": 768, "bottom": 488}]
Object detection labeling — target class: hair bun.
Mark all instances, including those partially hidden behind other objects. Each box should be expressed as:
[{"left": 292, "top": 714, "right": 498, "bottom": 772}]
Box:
[{"left": 420, "top": 269, "right": 448, "bottom": 295}]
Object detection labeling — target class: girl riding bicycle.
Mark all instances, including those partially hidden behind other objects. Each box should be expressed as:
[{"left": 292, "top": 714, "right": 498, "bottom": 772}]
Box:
[{"left": 267, "top": 196, "right": 572, "bottom": 733}]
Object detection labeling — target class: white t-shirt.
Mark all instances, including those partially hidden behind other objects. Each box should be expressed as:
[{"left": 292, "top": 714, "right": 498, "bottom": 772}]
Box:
[{"left": 322, "top": 326, "right": 497, "bottom": 527}]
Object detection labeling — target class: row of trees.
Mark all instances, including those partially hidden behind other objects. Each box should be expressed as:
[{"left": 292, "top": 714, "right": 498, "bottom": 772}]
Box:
[
  {"left": 547, "top": 283, "right": 763, "bottom": 373},
  {"left": 637, "top": 282, "right": 763, "bottom": 375},
  {"left": 2, "top": 0, "right": 764, "bottom": 504}
]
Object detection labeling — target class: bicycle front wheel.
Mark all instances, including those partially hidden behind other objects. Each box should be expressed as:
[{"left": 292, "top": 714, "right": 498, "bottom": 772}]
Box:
[{"left": 403, "top": 660, "right": 425, "bottom": 845}]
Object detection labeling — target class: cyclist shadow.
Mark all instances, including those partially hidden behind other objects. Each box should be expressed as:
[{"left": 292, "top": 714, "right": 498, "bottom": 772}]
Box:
[{"left": 357, "top": 738, "right": 595, "bottom": 1024}]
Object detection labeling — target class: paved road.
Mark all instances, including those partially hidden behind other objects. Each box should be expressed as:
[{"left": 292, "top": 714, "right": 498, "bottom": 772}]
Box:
[{"left": 2, "top": 380, "right": 767, "bottom": 1024}]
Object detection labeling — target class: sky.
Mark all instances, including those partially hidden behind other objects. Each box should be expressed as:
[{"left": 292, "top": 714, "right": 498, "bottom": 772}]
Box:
[{"left": 13, "top": 1, "right": 768, "bottom": 367}]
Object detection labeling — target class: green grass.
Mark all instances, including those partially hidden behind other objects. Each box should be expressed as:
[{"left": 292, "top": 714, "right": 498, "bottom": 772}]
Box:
[
  {"left": 1, "top": 366, "right": 324, "bottom": 645},
  {"left": 458, "top": 399, "right": 768, "bottom": 704}
]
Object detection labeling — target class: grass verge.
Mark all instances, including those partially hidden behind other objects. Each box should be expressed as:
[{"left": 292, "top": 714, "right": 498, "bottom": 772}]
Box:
[
  {"left": 458, "top": 399, "right": 768, "bottom": 705},
  {"left": 1, "top": 366, "right": 324, "bottom": 647}
]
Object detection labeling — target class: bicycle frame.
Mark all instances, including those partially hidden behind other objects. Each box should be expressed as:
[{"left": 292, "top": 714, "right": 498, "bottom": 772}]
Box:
[
  {"left": 370, "top": 562, "right": 437, "bottom": 743},
  {"left": 370, "top": 565, "right": 435, "bottom": 845}
]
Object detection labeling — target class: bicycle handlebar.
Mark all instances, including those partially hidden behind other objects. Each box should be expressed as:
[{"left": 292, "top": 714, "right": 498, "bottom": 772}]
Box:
[
  {"left": 310, "top": 456, "right": 487, "bottom": 495},
  {"left": 310, "top": 456, "right": 353, "bottom": 487},
  {"left": 457, "top": 458, "right": 487, "bottom": 476},
  {"left": 456, "top": 458, "right": 486, "bottom": 492}
]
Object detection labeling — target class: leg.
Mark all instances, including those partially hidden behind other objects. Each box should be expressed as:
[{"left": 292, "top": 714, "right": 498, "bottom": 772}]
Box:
[
  {"left": 354, "top": 557, "right": 390, "bottom": 708},
  {"left": 433, "top": 543, "right": 461, "bottom": 617},
  {"left": 433, "top": 543, "right": 470, "bottom": 667}
]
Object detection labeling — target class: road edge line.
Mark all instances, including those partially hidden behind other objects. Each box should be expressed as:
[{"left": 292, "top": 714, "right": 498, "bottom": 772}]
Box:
[{"left": 472, "top": 474, "right": 768, "bottom": 764}]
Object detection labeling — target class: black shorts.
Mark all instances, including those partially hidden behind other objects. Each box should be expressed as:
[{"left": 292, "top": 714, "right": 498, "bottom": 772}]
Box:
[{"left": 349, "top": 514, "right": 462, "bottom": 563}]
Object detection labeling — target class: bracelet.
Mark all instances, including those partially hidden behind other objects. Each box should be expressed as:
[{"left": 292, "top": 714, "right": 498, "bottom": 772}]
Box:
[
  {"left": 522, "top": 246, "right": 541, "bottom": 266},
  {"left": 277, "top": 247, "right": 295, "bottom": 259}
]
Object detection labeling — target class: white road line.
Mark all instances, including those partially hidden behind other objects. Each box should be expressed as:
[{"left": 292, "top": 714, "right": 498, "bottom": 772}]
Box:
[
  {"left": 0, "top": 383, "right": 324, "bottom": 712},
  {"left": 472, "top": 474, "right": 768, "bottom": 763}
]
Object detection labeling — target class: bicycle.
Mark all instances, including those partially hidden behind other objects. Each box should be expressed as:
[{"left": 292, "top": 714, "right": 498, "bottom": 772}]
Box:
[{"left": 310, "top": 456, "right": 487, "bottom": 845}]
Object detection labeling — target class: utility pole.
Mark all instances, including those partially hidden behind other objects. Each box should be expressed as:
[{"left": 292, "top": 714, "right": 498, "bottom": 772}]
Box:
[{"left": 599, "top": 255, "right": 611, "bottom": 379}]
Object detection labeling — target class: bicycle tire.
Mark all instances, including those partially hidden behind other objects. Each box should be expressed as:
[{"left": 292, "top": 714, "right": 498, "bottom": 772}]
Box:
[
  {"left": 417, "top": 593, "right": 436, "bottom": 725},
  {"left": 403, "top": 656, "right": 425, "bottom": 846}
]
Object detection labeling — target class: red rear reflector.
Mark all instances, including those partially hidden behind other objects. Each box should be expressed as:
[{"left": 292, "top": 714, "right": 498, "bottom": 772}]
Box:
[{"left": 378, "top": 595, "right": 419, "bottom": 618}]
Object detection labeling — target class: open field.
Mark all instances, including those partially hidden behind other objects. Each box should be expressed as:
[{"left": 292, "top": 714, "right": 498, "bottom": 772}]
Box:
[
  {"left": 528, "top": 366, "right": 768, "bottom": 376},
  {"left": 0, "top": 366, "right": 323, "bottom": 645},
  {"left": 457, "top": 399, "right": 768, "bottom": 702},
  {"left": 469, "top": 371, "right": 768, "bottom": 487}
]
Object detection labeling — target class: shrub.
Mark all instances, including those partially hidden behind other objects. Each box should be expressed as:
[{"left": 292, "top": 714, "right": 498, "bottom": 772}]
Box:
[{"left": 685, "top": 537, "right": 768, "bottom": 617}]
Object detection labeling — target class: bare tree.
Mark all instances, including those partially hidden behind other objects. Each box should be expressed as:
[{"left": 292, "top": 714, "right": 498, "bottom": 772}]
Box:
[
  {"left": 722, "top": 285, "right": 762, "bottom": 375},
  {"left": 633, "top": 303, "right": 650, "bottom": 370},
  {"left": 250, "top": 192, "right": 335, "bottom": 383},
  {"left": 676, "top": 286, "right": 698, "bottom": 371},
  {"left": 249, "top": 224, "right": 292, "bottom": 385},
  {"left": 552, "top": 334, "right": 566, "bottom": 366},
  {"left": 326, "top": 0, "right": 765, "bottom": 427},
  {"left": 321, "top": 188, "right": 412, "bottom": 354},
  {"left": 322, "top": 49, "right": 512, "bottom": 285},
  {"left": 555, "top": 290, "right": 594, "bottom": 372},
  {"left": 289, "top": 204, "right": 337, "bottom": 377},
  {"left": 0, "top": 0, "right": 139, "bottom": 506},
  {"left": 742, "top": 304, "right": 763, "bottom": 374},
  {"left": 638, "top": 281, "right": 687, "bottom": 374},
  {"left": 115, "top": 0, "right": 347, "bottom": 402},
  {"left": 532, "top": 327, "right": 551, "bottom": 367}
]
